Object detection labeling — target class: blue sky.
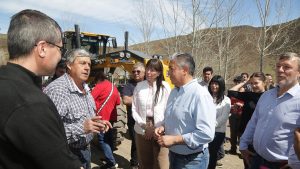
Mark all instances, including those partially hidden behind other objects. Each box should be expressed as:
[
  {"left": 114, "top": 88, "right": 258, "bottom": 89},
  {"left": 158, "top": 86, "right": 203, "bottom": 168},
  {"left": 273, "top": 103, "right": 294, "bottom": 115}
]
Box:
[{"left": 0, "top": 0, "right": 299, "bottom": 45}]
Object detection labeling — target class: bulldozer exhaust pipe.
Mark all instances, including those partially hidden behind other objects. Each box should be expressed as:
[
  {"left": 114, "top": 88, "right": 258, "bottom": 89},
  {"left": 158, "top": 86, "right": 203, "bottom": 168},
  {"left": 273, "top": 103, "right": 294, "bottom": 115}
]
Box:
[
  {"left": 75, "top": 24, "right": 81, "bottom": 48},
  {"left": 124, "top": 31, "right": 128, "bottom": 51}
]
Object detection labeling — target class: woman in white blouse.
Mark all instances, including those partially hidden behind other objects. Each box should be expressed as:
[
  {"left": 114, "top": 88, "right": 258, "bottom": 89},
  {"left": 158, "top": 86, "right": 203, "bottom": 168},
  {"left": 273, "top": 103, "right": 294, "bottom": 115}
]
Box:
[
  {"left": 207, "top": 75, "right": 231, "bottom": 169},
  {"left": 132, "top": 58, "right": 171, "bottom": 169}
]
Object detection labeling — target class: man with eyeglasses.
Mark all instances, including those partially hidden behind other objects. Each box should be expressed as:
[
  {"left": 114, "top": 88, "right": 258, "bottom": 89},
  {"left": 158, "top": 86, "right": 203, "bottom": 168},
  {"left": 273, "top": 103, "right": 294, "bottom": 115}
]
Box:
[
  {"left": 0, "top": 9, "right": 84, "bottom": 169},
  {"left": 121, "top": 62, "right": 145, "bottom": 168}
]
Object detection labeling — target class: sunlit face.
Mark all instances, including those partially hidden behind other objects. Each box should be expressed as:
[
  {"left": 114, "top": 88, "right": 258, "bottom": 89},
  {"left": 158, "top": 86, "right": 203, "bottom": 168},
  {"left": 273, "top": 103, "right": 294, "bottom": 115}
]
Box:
[
  {"left": 250, "top": 77, "right": 265, "bottom": 93},
  {"left": 42, "top": 41, "right": 62, "bottom": 76},
  {"left": 203, "top": 71, "right": 213, "bottom": 83},
  {"left": 276, "top": 58, "right": 300, "bottom": 89},
  {"left": 209, "top": 82, "right": 219, "bottom": 95},
  {"left": 132, "top": 67, "right": 145, "bottom": 82},
  {"left": 168, "top": 60, "right": 184, "bottom": 87},
  {"left": 146, "top": 67, "right": 160, "bottom": 83},
  {"left": 67, "top": 56, "right": 91, "bottom": 83}
]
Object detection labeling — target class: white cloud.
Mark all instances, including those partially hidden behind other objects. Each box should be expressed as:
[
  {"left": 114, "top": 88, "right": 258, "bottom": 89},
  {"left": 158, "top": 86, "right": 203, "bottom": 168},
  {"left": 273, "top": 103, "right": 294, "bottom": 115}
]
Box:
[{"left": 0, "top": 0, "right": 137, "bottom": 25}]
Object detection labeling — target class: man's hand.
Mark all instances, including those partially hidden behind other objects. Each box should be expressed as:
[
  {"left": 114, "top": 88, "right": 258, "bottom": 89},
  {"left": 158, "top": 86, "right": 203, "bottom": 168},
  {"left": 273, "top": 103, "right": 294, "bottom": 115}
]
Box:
[
  {"left": 157, "top": 135, "right": 183, "bottom": 148},
  {"left": 83, "top": 116, "right": 112, "bottom": 134},
  {"left": 294, "top": 128, "right": 300, "bottom": 160},
  {"left": 154, "top": 126, "right": 165, "bottom": 138},
  {"left": 240, "top": 149, "right": 255, "bottom": 166}
]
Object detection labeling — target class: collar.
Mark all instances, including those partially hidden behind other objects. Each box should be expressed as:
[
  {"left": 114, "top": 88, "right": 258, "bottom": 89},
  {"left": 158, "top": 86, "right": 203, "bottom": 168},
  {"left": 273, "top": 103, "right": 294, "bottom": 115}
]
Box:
[
  {"left": 280, "top": 83, "right": 300, "bottom": 97},
  {"left": 63, "top": 73, "right": 90, "bottom": 94},
  {"left": 177, "top": 79, "right": 197, "bottom": 92}
]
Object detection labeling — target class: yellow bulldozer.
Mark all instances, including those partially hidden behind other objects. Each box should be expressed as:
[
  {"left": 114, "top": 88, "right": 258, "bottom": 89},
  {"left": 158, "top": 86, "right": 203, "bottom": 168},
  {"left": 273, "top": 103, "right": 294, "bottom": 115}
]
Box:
[{"left": 62, "top": 25, "right": 172, "bottom": 149}]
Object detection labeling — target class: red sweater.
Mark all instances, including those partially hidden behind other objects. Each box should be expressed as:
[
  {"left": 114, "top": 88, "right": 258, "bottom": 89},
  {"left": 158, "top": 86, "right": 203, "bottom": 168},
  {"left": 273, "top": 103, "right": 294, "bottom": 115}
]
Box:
[{"left": 91, "top": 80, "right": 120, "bottom": 121}]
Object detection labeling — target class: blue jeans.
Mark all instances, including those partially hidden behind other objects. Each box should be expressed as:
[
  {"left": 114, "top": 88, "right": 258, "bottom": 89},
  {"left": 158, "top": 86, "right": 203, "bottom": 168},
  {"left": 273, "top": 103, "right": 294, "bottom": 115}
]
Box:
[
  {"left": 169, "top": 148, "right": 209, "bottom": 169},
  {"left": 69, "top": 145, "right": 91, "bottom": 169},
  {"left": 98, "top": 129, "right": 116, "bottom": 166}
]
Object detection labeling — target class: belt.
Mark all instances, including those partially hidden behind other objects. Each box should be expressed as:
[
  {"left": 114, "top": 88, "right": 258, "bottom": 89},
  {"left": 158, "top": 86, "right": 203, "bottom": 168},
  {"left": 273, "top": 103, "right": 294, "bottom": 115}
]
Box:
[
  {"left": 171, "top": 148, "right": 206, "bottom": 156},
  {"left": 146, "top": 116, "right": 154, "bottom": 121},
  {"left": 258, "top": 154, "right": 288, "bottom": 168}
]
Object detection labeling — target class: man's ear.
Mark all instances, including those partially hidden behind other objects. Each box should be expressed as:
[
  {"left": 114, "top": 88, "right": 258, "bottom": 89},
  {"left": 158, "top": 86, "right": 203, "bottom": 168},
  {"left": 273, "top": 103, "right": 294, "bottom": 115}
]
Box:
[
  {"left": 36, "top": 41, "right": 46, "bottom": 58},
  {"left": 182, "top": 65, "right": 189, "bottom": 74}
]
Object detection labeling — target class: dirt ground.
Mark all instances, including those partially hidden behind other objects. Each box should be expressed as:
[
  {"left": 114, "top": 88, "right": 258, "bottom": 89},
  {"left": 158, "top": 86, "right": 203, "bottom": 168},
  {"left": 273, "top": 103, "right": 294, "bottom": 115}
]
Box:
[{"left": 91, "top": 125, "right": 244, "bottom": 169}]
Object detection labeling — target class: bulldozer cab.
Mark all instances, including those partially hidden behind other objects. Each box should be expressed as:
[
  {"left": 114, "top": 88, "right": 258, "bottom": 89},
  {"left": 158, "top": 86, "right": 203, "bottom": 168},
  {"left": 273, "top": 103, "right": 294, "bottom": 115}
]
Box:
[{"left": 62, "top": 25, "right": 173, "bottom": 89}]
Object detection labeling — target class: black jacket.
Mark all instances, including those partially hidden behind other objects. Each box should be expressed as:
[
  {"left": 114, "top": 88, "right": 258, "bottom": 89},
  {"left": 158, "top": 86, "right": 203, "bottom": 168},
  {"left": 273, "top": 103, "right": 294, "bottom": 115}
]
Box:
[{"left": 0, "top": 63, "right": 80, "bottom": 169}]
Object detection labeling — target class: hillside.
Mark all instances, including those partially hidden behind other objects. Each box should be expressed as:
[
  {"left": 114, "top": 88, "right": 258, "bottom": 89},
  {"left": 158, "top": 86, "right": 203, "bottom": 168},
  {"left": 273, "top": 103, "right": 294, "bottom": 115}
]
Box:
[{"left": 131, "top": 18, "right": 300, "bottom": 81}]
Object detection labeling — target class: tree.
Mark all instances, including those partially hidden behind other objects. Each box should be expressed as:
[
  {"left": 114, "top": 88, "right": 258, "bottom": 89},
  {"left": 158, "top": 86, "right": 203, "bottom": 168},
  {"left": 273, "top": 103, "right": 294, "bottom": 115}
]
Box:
[
  {"left": 255, "top": 0, "right": 298, "bottom": 72},
  {"left": 134, "top": 0, "right": 156, "bottom": 54}
]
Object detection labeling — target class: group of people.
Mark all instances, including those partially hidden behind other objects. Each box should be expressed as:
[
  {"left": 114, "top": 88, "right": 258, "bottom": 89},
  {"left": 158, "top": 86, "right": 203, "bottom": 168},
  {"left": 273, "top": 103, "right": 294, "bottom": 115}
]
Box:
[{"left": 0, "top": 9, "right": 300, "bottom": 169}]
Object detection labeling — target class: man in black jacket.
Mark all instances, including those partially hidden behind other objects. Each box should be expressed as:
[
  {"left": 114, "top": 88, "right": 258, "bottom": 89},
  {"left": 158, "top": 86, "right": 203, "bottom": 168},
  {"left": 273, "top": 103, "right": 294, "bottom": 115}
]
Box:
[{"left": 0, "top": 9, "right": 82, "bottom": 169}]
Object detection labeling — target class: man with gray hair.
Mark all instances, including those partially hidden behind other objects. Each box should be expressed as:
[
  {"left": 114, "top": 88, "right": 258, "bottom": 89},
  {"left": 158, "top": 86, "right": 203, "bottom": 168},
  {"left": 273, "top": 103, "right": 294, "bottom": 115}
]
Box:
[
  {"left": 240, "top": 52, "right": 300, "bottom": 169},
  {"left": 44, "top": 49, "right": 111, "bottom": 169},
  {"left": 0, "top": 9, "right": 82, "bottom": 169},
  {"left": 154, "top": 53, "right": 216, "bottom": 169},
  {"left": 121, "top": 62, "right": 145, "bottom": 168}
]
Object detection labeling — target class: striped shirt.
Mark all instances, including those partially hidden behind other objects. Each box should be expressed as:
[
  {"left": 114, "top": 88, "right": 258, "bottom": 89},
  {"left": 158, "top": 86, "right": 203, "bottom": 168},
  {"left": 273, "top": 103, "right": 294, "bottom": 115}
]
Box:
[{"left": 44, "top": 73, "right": 96, "bottom": 148}]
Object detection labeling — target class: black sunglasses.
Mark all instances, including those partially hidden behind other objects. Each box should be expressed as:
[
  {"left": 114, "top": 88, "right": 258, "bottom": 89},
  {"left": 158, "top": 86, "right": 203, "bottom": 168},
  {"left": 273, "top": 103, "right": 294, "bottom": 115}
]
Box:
[{"left": 132, "top": 70, "right": 141, "bottom": 74}]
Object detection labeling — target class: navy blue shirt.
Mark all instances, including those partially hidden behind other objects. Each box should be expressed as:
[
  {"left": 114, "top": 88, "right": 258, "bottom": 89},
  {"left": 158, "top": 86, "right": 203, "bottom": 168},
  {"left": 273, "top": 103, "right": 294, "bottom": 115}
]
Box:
[{"left": 121, "top": 79, "right": 137, "bottom": 125}]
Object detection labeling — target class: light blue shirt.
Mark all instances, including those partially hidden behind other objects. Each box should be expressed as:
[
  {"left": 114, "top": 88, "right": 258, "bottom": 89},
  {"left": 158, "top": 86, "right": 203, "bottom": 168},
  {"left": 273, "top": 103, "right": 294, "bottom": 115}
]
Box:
[
  {"left": 240, "top": 84, "right": 300, "bottom": 161},
  {"left": 164, "top": 79, "right": 216, "bottom": 155}
]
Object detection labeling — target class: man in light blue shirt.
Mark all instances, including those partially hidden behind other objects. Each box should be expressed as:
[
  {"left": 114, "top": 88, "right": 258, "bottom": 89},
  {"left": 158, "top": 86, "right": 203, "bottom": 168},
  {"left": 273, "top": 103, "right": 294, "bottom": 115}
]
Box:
[
  {"left": 239, "top": 52, "right": 300, "bottom": 169},
  {"left": 155, "top": 53, "right": 216, "bottom": 169}
]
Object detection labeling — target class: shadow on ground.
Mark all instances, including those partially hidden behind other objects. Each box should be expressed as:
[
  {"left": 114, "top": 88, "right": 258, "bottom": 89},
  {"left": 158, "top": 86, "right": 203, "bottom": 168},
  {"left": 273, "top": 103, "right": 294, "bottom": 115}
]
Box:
[{"left": 91, "top": 142, "right": 130, "bottom": 169}]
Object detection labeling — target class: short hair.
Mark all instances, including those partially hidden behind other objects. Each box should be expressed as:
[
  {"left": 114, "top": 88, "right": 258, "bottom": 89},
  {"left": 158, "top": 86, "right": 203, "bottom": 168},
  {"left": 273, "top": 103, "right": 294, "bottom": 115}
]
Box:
[
  {"left": 208, "top": 75, "right": 225, "bottom": 104},
  {"left": 203, "top": 66, "right": 213, "bottom": 74},
  {"left": 233, "top": 75, "right": 243, "bottom": 83},
  {"left": 278, "top": 52, "right": 300, "bottom": 71},
  {"left": 241, "top": 72, "right": 249, "bottom": 78},
  {"left": 7, "top": 9, "right": 62, "bottom": 60},
  {"left": 170, "top": 53, "right": 195, "bottom": 76},
  {"left": 94, "top": 71, "right": 107, "bottom": 83},
  {"left": 265, "top": 73, "right": 272, "bottom": 77},
  {"left": 133, "top": 62, "right": 145, "bottom": 71},
  {"left": 65, "top": 49, "right": 91, "bottom": 65}
]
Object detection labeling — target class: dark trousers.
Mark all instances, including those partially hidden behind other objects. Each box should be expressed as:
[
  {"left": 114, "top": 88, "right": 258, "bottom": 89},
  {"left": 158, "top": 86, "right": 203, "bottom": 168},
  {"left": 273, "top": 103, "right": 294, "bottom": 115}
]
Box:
[
  {"left": 243, "top": 145, "right": 256, "bottom": 169},
  {"left": 229, "top": 114, "right": 241, "bottom": 152},
  {"left": 249, "top": 153, "right": 289, "bottom": 169},
  {"left": 127, "top": 116, "right": 138, "bottom": 166},
  {"left": 69, "top": 145, "right": 91, "bottom": 169},
  {"left": 208, "top": 132, "right": 225, "bottom": 169}
]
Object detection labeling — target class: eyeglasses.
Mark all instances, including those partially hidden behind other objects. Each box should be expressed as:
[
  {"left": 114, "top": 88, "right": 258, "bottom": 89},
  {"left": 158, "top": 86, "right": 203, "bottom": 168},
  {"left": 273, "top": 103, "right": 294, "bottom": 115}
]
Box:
[
  {"left": 45, "top": 41, "right": 64, "bottom": 53},
  {"left": 132, "top": 70, "right": 141, "bottom": 74}
]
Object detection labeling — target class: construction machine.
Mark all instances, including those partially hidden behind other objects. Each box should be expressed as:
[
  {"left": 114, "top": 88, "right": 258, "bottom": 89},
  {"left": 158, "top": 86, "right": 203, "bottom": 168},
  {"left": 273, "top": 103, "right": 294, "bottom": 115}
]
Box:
[{"left": 62, "top": 25, "right": 172, "bottom": 149}]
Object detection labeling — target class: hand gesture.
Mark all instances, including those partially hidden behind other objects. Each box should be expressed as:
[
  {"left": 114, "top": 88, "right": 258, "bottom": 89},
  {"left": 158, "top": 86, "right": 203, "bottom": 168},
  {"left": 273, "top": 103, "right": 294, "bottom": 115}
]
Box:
[{"left": 83, "top": 116, "right": 112, "bottom": 134}]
